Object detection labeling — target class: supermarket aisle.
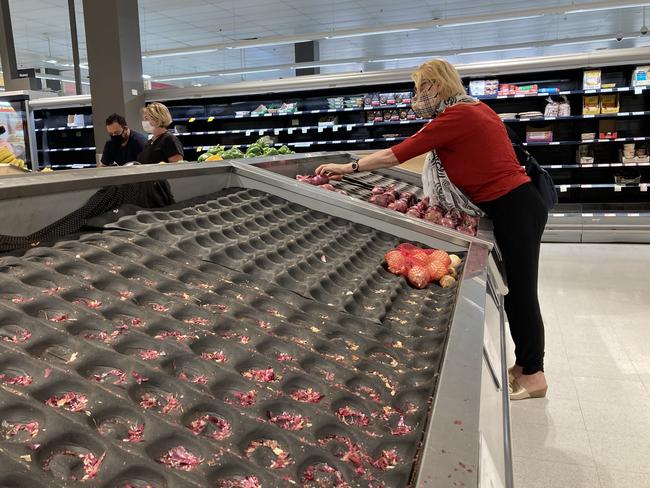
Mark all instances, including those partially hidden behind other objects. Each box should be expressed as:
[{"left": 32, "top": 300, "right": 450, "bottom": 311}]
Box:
[{"left": 511, "top": 243, "right": 650, "bottom": 488}]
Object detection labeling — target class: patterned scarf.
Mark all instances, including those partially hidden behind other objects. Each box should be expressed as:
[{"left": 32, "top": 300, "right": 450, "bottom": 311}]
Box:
[{"left": 417, "top": 94, "right": 485, "bottom": 217}]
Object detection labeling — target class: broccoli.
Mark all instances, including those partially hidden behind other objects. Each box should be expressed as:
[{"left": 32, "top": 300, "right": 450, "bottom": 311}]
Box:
[{"left": 278, "top": 145, "right": 291, "bottom": 155}]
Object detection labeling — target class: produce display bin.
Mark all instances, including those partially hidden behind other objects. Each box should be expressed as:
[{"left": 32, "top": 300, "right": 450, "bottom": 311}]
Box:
[{"left": 0, "top": 155, "right": 511, "bottom": 487}]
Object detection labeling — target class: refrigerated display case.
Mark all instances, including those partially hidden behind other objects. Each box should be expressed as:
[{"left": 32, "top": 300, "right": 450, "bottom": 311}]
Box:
[{"left": 0, "top": 154, "right": 511, "bottom": 487}]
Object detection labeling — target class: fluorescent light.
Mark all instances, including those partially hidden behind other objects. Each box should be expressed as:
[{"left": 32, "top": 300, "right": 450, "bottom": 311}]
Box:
[
  {"left": 292, "top": 61, "right": 360, "bottom": 69},
  {"left": 45, "top": 59, "right": 58, "bottom": 64},
  {"left": 218, "top": 68, "right": 282, "bottom": 76},
  {"left": 566, "top": 2, "right": 650, "bottom": 13},
  {"left": 154, "top": 75, "right": 212, "bottom": 82},
  {"left": 142, "top": 74, "right": 152, "bottom": 79},
  {"left": 143, "top": 48, "right": 218, "bottom": 59},
  {"left": 325, "top": 28, "right": 418, "bottom": 39},
  {"left": 225, "top": 39, "right": 310, "bottom": 49},
  {"left": 439, "top": 14, "right": 544, "bottom": 28}
]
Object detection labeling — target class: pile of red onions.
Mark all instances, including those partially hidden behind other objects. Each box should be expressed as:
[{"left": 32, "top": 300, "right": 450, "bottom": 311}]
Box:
[
  {"left": 295, "top": 175, "right": 348, "bottom": 195},
  {"left": 368, "top": 185, "right": 479, "bottom": 236}
]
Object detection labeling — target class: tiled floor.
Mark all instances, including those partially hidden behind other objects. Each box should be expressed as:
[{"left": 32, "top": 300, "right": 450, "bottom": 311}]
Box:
[{"left": 512, "top": 243, "right": 650, "bottom": 488}]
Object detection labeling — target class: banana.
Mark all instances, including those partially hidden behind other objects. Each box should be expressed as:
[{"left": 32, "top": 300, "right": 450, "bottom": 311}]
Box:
[{"left": 0, "top": 148, "right": 15, "bottom": 163}]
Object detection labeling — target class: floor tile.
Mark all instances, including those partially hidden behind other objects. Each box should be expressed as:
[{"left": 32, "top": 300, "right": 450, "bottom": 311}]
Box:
[
  {"left": 511, "top": 396, "right": 584, "bottom": 429},
  {"left": 513, "top": 457, "right": 600, "bottom": 488},
  {"left": 545, "top": 373, "right": 579, "bottom": 401},
  {"left": 568, "top": 355, "right": 637, "bottom": 380},
  {"left": 598, "top": 466, "right": 650, "bottom": 488},
  {"left": 580, "top": 399, "right": 650, "bottom": 436},
  {"left": 573, "top": 376, "right": 649, "bottom": 405},
  {"left": 588, "top": 430, "right": 650, "bottom": 474},
  {"left": 512, "top": 422, "right": 594, "bottom": 466}
]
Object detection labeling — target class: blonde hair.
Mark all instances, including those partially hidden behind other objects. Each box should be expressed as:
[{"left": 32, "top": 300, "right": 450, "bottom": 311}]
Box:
[
  {"left": 411, "top": 59, "right": 467, "bottom": 100},
  {"left": 142, "top": 102, "right": 173, "bottom": 128}
]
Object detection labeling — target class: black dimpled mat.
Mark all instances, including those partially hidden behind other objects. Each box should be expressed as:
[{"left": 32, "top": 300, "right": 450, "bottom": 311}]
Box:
[{"left": 0, "top": 187, "right": 462, "bottom": 487}]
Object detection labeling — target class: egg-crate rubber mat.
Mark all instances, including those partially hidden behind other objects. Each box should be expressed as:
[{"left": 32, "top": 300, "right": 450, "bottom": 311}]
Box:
[{"left": 0, "top": 187, "right": 462, "bottom": 487}]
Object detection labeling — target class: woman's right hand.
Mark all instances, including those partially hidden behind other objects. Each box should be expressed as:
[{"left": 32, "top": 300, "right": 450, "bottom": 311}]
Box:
[{"left": 315, "top": 163, "right": 352, "bottom": 181}]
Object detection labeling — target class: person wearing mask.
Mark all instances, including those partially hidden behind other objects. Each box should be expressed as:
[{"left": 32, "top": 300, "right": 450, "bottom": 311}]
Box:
[
  {"left": 99, "top": 113, "right": 147, "bottom": 166},
  {"left": 316, "top": 59, "right": 548, "bottom": 400},
  {"left": 137, "top": 102, "right": 184, "bottom": 164}
]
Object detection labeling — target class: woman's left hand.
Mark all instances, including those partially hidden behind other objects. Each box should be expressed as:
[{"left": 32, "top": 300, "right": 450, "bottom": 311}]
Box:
[{"left": 315, "top": 163, "right": 351, "bottom": 180}]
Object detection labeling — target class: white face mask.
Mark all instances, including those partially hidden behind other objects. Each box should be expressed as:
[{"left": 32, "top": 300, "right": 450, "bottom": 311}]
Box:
[{"left": 142, "top": 120, "right": 155, "bottom": 133}]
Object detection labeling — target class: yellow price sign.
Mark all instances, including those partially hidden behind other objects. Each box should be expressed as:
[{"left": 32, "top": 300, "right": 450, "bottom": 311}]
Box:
[
  {"left": 196, "top": 146, "right": 203, "bottom": 152},
  {"left": 188, "top": 117, "right": 196, "bottom": 123},
  {"left": 207, "top": 117, "right": 215, "bottom": 122}
]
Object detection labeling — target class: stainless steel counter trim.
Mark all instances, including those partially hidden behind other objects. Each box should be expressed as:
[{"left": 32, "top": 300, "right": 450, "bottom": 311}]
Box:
[
  {"left": 0, "top": 153, "right": 340, "bottom": 200},
  {"left": 413, "top": 241, "right": 491, "bottom": 487}
]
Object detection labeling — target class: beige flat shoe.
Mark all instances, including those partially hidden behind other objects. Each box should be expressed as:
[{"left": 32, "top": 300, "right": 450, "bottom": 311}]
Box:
[
  {"left": 508, "top": 365, "right": 522, "bottom": 384},
  {"left": 509, "top": 377, "right": 548, "bottom": 401}
]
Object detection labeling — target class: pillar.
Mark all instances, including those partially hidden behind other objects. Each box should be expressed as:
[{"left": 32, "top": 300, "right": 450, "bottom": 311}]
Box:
[{"left": 82, "top": 0, "right": 144, "bottom": 161}]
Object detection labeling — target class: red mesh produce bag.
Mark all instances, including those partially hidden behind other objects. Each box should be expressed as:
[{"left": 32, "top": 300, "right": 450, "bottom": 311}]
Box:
[
  {"left": 407, "top": 265, "right": 430, "bottom": 289},
  {"left": 428, "top": 249, "right": 451, "bottom": 267},
  {"left": 426, "top": 260, "right": 449, "bottom": 281}
]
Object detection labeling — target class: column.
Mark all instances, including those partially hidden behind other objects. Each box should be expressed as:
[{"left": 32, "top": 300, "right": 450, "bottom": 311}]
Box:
[
  {"left": 0, "top": 0, "right": 31, "bottom": 91},
  {"left": 82, "top": 0, "right": 144, "bottom": 161}
]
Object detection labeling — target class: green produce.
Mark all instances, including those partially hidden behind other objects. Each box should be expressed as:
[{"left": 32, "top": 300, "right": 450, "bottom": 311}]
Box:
[
  {"left": 245, "top": 145, "right": 263, "bottom": 157},
  {"left": 256, "top": 136, "right": 273, "bottom": 147},
  {"left": 278, "top": 145, "right": 291, "bottom": 155},
  {"left": 263, "top": 147, "right": 279, "bottom": 156},
  {"left": 208, "top": 145, "right": 223, "bottom": 155},
  {"left": 197, "top": 153, "right": 210, "bottom": 162}
]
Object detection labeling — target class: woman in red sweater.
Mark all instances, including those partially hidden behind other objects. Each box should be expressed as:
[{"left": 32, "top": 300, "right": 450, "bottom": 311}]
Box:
[{"left": 317, "top": 59, "right": 548, "bottom": 400}]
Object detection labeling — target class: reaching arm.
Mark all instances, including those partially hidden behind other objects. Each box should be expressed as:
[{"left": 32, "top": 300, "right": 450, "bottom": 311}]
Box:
[{"left": 315, "top": 148, "right": 399, "bottom": 179}]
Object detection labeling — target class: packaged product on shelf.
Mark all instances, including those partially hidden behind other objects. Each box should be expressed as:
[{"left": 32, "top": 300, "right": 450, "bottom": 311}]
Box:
[
  {"left": 498, "top": 84, "right": 517, "bottom": 96},
  {"left": 518, "top": 111, "right": 544, "bottom": 119},
  {"left": 582, "top": 95, "right": 600, "bottom": 115},
  {"left": 235, "top": 110, "right": 251, "bottom": 117},
  {"left": 583, "top": 69, "right": 602, "bottom": 90},
  {"left": 577, "top": 145, "right": 594, "bottom": 164},
  {"left": 383, "top": 93, "right": 397, "bottom": 105},
  {"left": 402, "top": 91, "right": 413, "bottom": 104},
  {"left": 558, "top": 96, "right": 571, "bottom": 117},
  {"left": 344, "top": 97, "right": 363, "bottom": 108},
  {"left": 394, "top": 93, "right": 404, "bottom": 104},
  {"left": 545, "top": 99, "right": 560, "bottom": 117},
  {"left": 371, "top": 94, "right": 381, "bottom": 107},
  {"left": 383, "top": 111, "right": 392, "bottom": 122},
  {"left": 364, "top": 94, "right": 374, "bottom": 106},
  {"left": 389, "top": 110, "right": 400, "bottom": 121},
  {"left": 614, "top": 170, "right": 641, "bottom": 185},
  {"left": 498, "top": 112, "right": 517, "bottom": 120},
  {"left": 538, "top": 87, "right": 560, "bottom": 94},
  {"left": 515, "top": 84, "right": 538, "bottom": 95},
  {"left": 598, "top": 120, "right": 617, "bottom": 139},
  {"left": 367, "top": 111, "right": 377, "bottom": 123},
  {"left": 631, "top": 66, "right": 650, "bottom": 87},
  {"left": 318, "top": 116, "right": 338, "bottom": 127},
  {"left": 600, "top": 94, "right": 619, "bottom": 114},
  {"left": 67, "top": 114, "right": 85, "bottom": 127},
  {"left": 581, "top": 132, "right": 596, "bottom": 141},
  {"left": 374, "top": 111, "right": 384, "bottom": 123},
  {"left": 279, "top": 103, "right": 297, "bottom": 114},
  {"left": 407, "top": 109, "right": 418, "bottom": 120},
  {"left": 252, "top": 104, "right": 268, "bottom": 115},
  {"left": 327, "top": 97, "right": 345, "bottom": 109},
  {"left": 526, "top": 125, "right": 553, "bottom": 143},
  {"left": 469, "top": 79, "right": 498, "bottom": 96},
  {"left": 399, "top": 109, "right": 409, "bottom": 120}
]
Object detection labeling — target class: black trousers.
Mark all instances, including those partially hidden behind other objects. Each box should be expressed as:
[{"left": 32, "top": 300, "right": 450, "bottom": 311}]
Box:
[{"left": 479, "top": 183, "right": 548, "bottom": 375}]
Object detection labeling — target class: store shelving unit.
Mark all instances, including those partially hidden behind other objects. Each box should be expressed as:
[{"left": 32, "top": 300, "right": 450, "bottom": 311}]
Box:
[{"left": 28, "top": 58, "right": 650, "bottom": 242}]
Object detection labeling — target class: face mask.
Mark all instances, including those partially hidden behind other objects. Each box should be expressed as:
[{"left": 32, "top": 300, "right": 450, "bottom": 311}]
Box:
[
  {"left": 110, "top": 131, "right": 125, "bottom": 143},
  {"left": 142, "top": 120, "right": 154, "bottom": 133},
  {"left": 411, "top": 90, "right": 440, "bottom": 119}
]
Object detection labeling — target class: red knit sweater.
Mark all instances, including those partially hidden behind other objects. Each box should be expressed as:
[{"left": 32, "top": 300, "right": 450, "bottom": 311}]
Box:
[{"left": 391, "top": 101, "right": 530, "bottom": 203}]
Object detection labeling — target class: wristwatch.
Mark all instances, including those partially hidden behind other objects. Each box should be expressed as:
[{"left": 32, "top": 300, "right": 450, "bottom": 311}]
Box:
[{"left": 350, "top": 157, "right": 361, "bottom": 173}]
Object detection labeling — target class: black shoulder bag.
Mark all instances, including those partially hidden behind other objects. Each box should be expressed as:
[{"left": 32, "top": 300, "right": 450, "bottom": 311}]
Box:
[{"left": 507, "top": 127, "right": 558, "bottom": 210}]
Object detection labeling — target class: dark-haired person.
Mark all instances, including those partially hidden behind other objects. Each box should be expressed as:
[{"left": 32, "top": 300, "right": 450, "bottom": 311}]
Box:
[{"left": 99, "top": 113, "right": 148, "bottom": 167}]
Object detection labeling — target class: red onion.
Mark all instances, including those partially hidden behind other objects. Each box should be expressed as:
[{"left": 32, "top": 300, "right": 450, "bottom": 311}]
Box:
[
  {"left": 311, "top": 175, "right": 329, "bottom": 186},
  {"left": 405, "top": 208, "right": 422, "bottom": 219},
  {"left": 371, "top": 186, "right": 385, "bottom": 195},
  {"left": 319, "top": 183, "right": 336, "bottom": 191},
  {"left": 440, "top": 217, "right": 456, "bottom": 228}
]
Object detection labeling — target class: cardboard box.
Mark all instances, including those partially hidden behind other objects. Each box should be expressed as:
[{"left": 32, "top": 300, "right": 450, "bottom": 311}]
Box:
[
  {"left": 600, "top": 94, "right": 619, "bottom": 114},
  {"left": 583, "top": 69, "right": 602, "bottom": 90},
  {"left": 526, "top": 125, "right": 553, "bottom": 143},
  {"left": 582, "top": 95, "right": 601, "bottom": 115},
  {"left": 598, "top": 120, "right": 617, "bottom": 139}
]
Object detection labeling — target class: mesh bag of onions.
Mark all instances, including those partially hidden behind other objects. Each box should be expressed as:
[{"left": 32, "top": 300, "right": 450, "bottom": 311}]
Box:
[{"left": 384, "top": 243, "right": 461, "bottom": 289}]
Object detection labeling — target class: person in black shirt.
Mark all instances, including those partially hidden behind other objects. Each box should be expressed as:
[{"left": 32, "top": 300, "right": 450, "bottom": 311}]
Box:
[
  {"left": 137, "top": 102, "right": 184, "bottom": 164},
  {"left": 99, "top": 113, "right": 148, "bottom": 166}
]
